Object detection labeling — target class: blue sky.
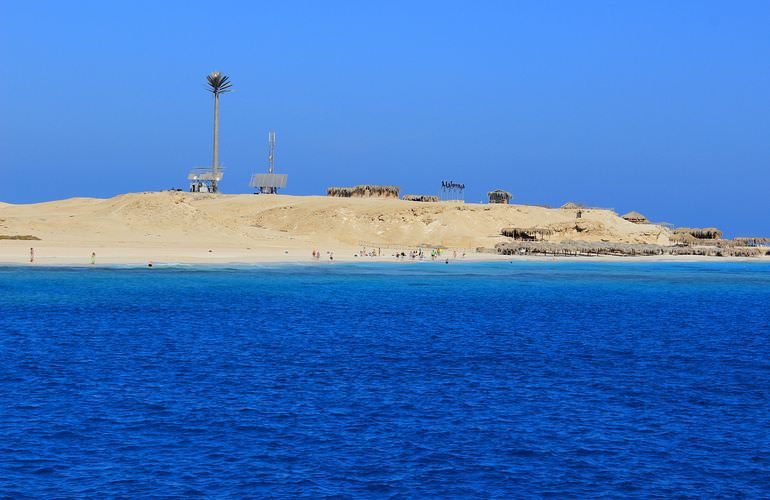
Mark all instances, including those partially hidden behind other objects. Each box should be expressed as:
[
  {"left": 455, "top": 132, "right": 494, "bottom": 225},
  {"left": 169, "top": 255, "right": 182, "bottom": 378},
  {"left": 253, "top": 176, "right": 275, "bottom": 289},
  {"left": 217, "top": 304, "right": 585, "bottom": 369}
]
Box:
[{"left": 1, "top": 0, "right": 768, "bottom": 235}]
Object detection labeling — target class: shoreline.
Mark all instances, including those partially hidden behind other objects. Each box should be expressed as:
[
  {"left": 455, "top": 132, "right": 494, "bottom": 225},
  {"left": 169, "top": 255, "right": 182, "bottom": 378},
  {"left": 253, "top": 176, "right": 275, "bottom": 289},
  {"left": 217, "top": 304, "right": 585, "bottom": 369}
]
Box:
[{"left": 3, "top": 250, "right": 768, "bottom": 268}]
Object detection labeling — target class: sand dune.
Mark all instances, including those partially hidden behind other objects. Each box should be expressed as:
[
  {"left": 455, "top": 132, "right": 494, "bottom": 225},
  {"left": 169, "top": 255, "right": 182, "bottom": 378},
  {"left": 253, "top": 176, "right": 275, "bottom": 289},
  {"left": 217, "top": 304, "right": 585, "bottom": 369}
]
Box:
[{"left": 0, "top": 191, "right": 671, "bottom": 264}]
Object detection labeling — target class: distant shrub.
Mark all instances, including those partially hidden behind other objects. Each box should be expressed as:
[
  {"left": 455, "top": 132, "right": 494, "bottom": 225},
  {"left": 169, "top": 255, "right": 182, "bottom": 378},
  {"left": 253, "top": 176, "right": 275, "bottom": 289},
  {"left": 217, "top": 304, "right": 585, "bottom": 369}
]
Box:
[{"left": 0, "top": 235, "right": 41, "bottom": 240}]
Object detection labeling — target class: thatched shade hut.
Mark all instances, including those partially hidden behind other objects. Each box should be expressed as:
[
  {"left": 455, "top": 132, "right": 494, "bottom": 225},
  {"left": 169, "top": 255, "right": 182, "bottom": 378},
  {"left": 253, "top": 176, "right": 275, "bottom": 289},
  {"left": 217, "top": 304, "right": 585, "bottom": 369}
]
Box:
[
  {"left": 403, "top": 194, "right": 439, "bottom": 202},
  {"left": 621, "top": 211, "right": 649, "bottom": 224},
  {"left": 501, "top": 227, "right": 553, "bottom": 241},
  {"left": 355, "top": 185, "right": 400, "bottom": 198},
  {"left": 673, "top": 227, "right": 723, "bottom": 240},
  {"left": 327, "top": 185, "right": 400, "bottom": 199},
  {"left": 488, "top": 190, "right": 512, "bottom": 204},
  {"left": 326, "top": 187, "right": 354, "bottom": 197},
  {"left": 670, "top": 232, "right": 697, "bottom": 246},
  {"left": 560, "top": 202, "right": 585, "bottom": 209}
]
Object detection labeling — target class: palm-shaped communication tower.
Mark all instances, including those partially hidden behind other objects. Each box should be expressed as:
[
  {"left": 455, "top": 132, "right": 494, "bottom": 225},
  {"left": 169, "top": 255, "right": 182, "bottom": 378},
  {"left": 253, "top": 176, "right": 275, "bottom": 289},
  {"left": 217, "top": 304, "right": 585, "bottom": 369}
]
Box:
[{"left": 207, "top": 72, "right": 232, "bottom": 192}]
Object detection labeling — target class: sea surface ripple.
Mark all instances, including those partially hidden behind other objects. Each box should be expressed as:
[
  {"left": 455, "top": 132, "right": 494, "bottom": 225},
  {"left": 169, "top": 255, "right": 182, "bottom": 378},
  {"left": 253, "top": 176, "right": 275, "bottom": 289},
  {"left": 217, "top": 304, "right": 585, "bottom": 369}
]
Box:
[{"left": 1, "top": 262, "right": 769, "bottom": 497}]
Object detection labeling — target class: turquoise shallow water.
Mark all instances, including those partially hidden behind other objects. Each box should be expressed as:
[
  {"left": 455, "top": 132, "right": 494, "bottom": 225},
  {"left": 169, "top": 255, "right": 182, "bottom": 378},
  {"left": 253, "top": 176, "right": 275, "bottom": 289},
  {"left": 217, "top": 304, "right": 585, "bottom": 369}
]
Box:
[{"left": 1, "top": 261, "right": 769, "bottom": 497}]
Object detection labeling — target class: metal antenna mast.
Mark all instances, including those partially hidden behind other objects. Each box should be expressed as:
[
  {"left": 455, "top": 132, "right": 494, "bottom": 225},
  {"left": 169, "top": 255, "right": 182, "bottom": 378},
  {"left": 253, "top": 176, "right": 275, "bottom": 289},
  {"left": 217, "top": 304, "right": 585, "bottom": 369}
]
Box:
[
  {"left": 249, "top": 130, "right": 287, "bottom": 194},
  {"left": 268, "top": 131, "right": 276, "bottom": 174}
]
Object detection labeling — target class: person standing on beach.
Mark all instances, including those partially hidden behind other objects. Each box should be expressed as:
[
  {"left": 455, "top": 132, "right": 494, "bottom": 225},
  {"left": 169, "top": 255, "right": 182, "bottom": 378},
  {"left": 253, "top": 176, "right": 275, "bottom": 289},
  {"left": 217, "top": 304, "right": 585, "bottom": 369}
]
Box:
[
  {"left": 90, "top": 252, "right": 96, "bottom": 265},
  {"left": 29, "top": 247, "right": 34, "bottom": 263}
]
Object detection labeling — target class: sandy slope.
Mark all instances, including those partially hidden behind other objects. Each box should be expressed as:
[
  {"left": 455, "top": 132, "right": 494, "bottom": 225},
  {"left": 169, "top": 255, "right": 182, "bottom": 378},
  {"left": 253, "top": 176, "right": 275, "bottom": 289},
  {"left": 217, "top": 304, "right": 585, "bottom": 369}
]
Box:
[{"left": 0, "top": 191, "right": 672, "bottom": 265}]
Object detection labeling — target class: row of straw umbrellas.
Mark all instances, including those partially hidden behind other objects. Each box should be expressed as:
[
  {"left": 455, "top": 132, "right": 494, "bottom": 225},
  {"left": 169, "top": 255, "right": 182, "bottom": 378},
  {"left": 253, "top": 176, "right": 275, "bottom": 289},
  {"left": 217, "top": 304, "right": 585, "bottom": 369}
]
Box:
[
  {"left": 495, "top": 240, "right": 766, "bottom": 257},
  {"left": 327, "top": 185, "right": 401, "bottom": 198}
]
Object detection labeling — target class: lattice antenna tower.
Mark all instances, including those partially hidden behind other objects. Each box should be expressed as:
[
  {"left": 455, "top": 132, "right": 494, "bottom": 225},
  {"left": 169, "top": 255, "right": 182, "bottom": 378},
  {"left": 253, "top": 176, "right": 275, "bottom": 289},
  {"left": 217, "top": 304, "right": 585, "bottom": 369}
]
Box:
[{"left": 249, "top": 130, "right": 288, "bottom": 194}]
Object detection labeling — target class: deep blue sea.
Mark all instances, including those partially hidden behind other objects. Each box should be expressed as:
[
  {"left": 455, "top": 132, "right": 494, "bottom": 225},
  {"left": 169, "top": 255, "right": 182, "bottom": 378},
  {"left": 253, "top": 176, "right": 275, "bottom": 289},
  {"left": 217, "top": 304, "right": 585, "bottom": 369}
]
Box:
[{"left": 1, "top": 262, "right": 769, "bottom": 497}]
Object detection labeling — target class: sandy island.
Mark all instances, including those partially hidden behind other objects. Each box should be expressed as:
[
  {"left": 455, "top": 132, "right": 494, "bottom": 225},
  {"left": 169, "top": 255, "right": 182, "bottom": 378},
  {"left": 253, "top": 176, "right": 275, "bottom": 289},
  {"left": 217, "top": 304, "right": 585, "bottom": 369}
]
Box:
[{"left": 0, "top": 191, "right": 767, "bottom": 266}]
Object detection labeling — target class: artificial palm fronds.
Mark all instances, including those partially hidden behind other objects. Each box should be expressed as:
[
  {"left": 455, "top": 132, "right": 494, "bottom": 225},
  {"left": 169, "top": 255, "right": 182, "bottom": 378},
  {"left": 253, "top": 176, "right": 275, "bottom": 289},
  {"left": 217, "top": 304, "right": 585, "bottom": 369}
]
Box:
[{"left": 207, "top": 72, "right": 233, "bottom": 95}]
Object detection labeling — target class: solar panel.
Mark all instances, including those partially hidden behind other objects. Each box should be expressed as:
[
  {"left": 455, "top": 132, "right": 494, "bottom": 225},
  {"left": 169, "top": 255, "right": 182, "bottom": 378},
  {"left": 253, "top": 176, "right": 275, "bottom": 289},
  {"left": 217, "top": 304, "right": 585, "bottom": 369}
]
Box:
[
  {"left": 187, "top": 168, "right": 224, "bottom": 181},
  {"left": 249, "top": 173, "right": 287, "bottom": 188}
]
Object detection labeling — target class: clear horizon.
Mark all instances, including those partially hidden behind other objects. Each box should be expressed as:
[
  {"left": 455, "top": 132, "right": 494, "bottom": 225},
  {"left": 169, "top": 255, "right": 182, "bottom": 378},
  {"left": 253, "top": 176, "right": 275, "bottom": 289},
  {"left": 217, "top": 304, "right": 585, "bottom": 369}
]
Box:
[{"left": 1, "top": 1, "right": 768, "bottom": 236}]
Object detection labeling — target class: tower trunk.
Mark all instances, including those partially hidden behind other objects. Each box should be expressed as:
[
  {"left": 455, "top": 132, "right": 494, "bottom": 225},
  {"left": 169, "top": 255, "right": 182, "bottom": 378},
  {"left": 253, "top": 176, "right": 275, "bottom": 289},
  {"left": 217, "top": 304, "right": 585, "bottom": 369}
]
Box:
[{"left": 212, "top": 93, "right": 220, "bottom": 192}]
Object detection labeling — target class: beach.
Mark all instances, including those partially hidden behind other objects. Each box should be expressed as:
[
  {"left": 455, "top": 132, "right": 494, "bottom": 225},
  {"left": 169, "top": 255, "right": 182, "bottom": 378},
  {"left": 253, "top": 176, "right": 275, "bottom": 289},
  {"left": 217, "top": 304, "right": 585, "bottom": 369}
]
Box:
[{"left": 5, "top": 190, "right": 763, "bottom": 266}]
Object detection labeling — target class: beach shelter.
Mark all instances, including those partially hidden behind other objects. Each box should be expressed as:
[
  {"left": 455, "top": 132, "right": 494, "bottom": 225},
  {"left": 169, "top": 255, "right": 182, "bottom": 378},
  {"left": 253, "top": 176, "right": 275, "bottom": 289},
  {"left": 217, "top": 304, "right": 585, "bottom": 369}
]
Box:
[
  {"left": 621, "top": 211, "right": 649, "bottom": 224},
  {"left": 488, "top": 190, "right": 512, "bottom": 204}
]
